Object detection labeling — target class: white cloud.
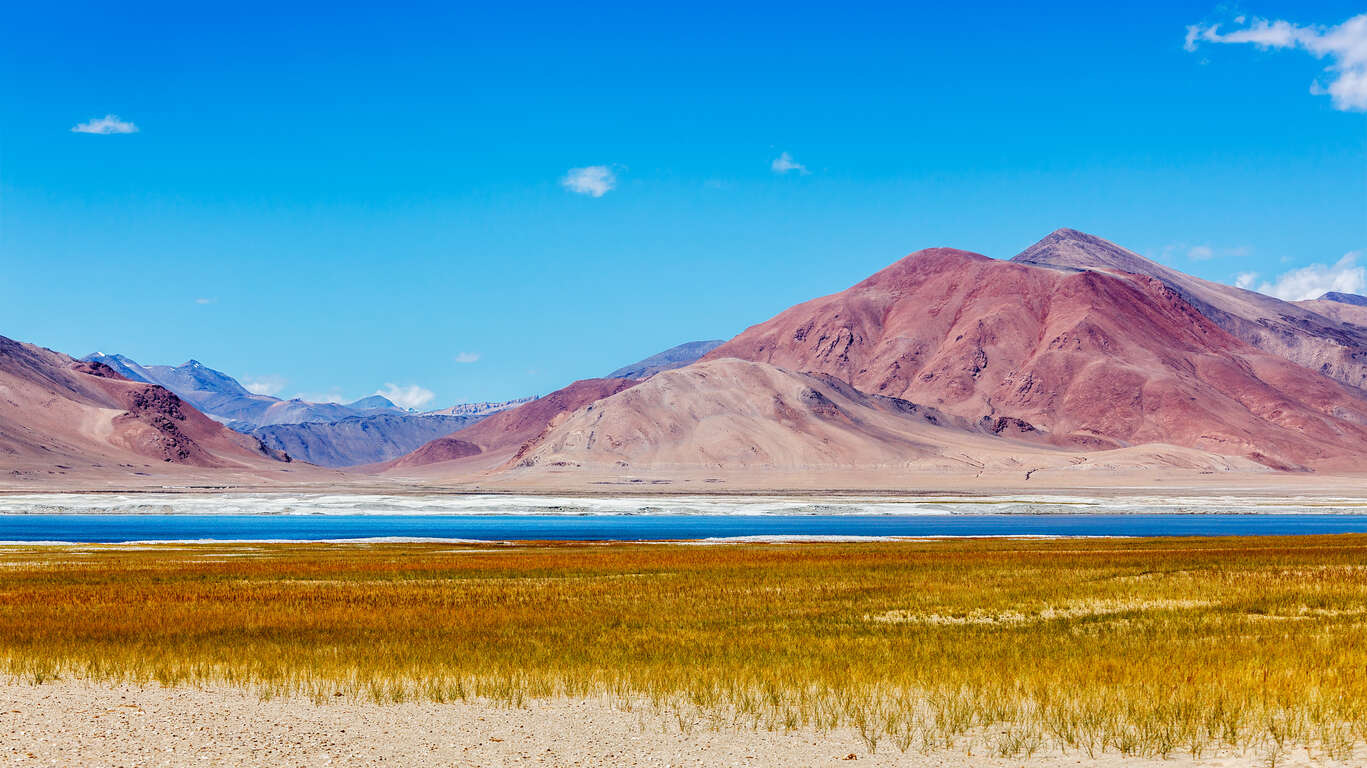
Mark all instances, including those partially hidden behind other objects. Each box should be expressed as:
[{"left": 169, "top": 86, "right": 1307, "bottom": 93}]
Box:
[
  {"left": 1234, "top": 271, "right": 1260, "bottom": 289},
  {"left": 771, "top": 152, "right": 809, "bottom": 175},
  {"left": 561, "top": 165, "right": 616, "bottom": 197},
  {"left": 1239, "top": 252, "right": 1366, "bottom": 301},
  {"left": 242, "top": 375, "right": 287, "bottom": 396},
  {"left": 375, "top": 383, "right": 435, "bottom": 410},
  {"left": 454, "top": 352, "right": 480, "bottom": 364},
  {"left": 1159, "top": 243, "right": 1248, "bottom": 263},
  {"left": 71, "top": 114, "right": 139, "bottom": 134},
  {"left": 293, "top": 390, "right": 349, "bottom": 404},
  {"left": 194, "top": 297, "right": 216, "bottom": 305},
  {"left": 1185, "top": 13, "right": 1367, "bottom": 111}
]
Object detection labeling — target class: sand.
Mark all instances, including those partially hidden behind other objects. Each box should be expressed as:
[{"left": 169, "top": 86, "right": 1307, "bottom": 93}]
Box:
[{"left": 0, "top": 682, "right": 1348, "bottom": 767}]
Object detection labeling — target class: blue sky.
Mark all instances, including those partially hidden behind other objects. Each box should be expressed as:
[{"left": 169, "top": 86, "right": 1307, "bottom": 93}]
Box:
[{"left": 2, "top": 1, "right": 1364, "bottom": 407}]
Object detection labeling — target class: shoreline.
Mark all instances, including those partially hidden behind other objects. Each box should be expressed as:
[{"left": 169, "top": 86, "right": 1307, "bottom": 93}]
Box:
[{"left": 2, "top": 490, "right": 1367, "bottom": 510}]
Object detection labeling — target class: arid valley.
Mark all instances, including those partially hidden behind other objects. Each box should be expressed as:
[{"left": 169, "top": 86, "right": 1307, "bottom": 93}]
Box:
[{"left": 4, "top": 3, "right": 1366, "bottom": 764}]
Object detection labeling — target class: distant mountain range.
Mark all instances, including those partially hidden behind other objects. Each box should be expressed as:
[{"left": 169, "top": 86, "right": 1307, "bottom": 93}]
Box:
[
  {"left": 79, "top": 354, "right": 530, "bottom": 467},
  {"left": 81, "top": 354, "right": 402, "bottom": 425},
  {"left": 425, "top": 398, "right": 536, "bottom": 417},
  {"left": 11, "top": 227, "right": 1367, "bottom": 490},
  {"left": 245, "top": 412, "right": 485, "bottom": 468}
]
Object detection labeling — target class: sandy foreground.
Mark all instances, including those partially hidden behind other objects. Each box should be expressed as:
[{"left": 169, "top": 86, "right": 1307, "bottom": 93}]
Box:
[{"left": 0, "top": 682, "right": 1350, "bottom": 768}]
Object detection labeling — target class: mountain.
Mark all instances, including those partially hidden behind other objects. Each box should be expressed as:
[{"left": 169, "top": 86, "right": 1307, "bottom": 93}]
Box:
[
  {"left": 82, "top": 353, "right": 155, "bottom": 384},
  {"left": 1010, "top": 229, "right": 1367, "bottom": 391},
  {"left": 704, "top": 244, "right": 1367, "bottom": 470},
  {"left": 244, "top": 412, "right": 482, "bottom": 467},
  {"left": 1298, "top": 292, "right": 1367, "bottom": 329},
  {"left": 607, "top": 340, "right": 725, "bottom": 379},
  {"left": 143, "top": 359, "right": 252, "bottom": 398},
  {"left": 2, "top": 336, "right": 298, "bottom": 487},
  {"left": 508, "top": 359, "right": 1261, "bottom": 478},
  {"left": 1319, "top": 292, "right": 1367, "bottom": 307},
  {"left": 381, "top": 378, "right": 638, "bottom": 473},
  {"left": 345, "top": 395, "right": 402, "bottom": 412},
  {"left": 82, "top": 355, "right": 278, "bottom": 424}
]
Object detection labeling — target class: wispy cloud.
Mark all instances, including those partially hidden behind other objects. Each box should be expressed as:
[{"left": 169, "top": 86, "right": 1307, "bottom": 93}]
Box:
[
  {"left": 194, "top": 297, "right": 217, "bottom": 305},
  {"left": 454, "top": 352, "right": 481, "bottom": 364},
  {"left": 561, "top": 166, "right": 616, "bottom": 197},
  {"left": 71, "top": 114, "right": 139, "bottom": 134},
  {"left": 1235, "top": 252, "right": 1366, "bottom": 301},
  {"left": 771, "top": 152, "right": 809, "bottom": 175},
  {"left": 375, "top": 383, "right": 435, "bottom": 410},
  {"left": 242, "top": 375, "right": 287, "bottom": 397},
  {"left": 1185, "top": 13, "right": 1367, "bottom": 111}
]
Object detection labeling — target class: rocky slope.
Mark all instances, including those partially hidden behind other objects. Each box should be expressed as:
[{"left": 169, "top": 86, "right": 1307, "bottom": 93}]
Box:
[{"left": 704, "top": 244, "right": 1367, "bottom": 470}]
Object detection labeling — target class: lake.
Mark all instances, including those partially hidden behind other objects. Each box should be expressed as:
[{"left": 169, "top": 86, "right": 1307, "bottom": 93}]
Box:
[
  {"left": 8, "top": 511, "right": 1367, "bottom": 541},
  {"left": 1, "top": 491, "right": 1367, "bottom": 542}
]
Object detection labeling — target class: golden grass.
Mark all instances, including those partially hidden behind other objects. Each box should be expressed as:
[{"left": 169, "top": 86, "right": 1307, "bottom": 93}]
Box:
[{"left": 2, "top": 536, "right": 1366, "bottom": 761}]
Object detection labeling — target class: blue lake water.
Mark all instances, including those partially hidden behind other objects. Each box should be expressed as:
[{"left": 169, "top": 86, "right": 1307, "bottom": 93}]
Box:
[{"left": 4, "top": 513, "right": 1367, "bottom": 542}]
